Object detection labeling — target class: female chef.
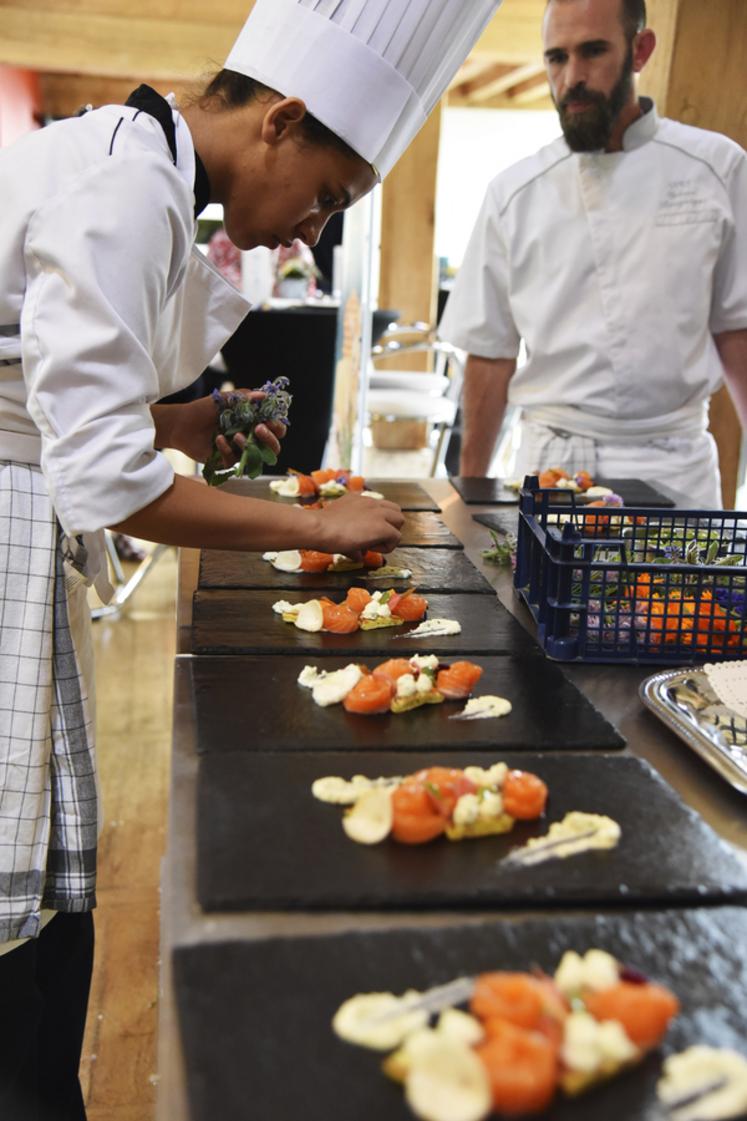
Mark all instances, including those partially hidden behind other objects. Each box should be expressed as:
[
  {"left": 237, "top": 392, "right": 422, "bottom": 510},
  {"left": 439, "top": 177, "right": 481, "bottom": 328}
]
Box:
[{"left": 0, "top": 1, "right": 503, "bottom": 1117}]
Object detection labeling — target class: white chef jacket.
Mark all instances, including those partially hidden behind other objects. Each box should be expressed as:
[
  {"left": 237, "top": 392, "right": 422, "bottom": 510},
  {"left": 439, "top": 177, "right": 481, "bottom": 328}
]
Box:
[
  {"left": 0, "top": 96, "right": 250, "bottom": 538},
  {"left": 439, "top": 100, "right": 747, "bottom": 443}
]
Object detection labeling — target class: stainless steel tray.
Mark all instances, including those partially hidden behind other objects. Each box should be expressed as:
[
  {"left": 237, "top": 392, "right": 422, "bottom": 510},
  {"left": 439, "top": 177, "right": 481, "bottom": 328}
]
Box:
[{"left": 641, "top": 669, "right": 747, "bottom": 795}]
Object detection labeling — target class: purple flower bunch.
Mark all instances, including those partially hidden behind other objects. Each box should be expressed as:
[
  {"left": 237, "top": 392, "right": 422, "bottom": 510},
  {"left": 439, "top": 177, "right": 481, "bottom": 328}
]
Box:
[{"left": 204, "top": 378, "right": 293, "bottom": 486}]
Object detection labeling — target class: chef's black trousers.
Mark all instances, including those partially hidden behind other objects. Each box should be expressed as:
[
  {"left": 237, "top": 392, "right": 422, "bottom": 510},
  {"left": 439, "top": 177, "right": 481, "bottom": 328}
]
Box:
[{"left": 0, "top": 911, "right": 93, "bottom": 1121}]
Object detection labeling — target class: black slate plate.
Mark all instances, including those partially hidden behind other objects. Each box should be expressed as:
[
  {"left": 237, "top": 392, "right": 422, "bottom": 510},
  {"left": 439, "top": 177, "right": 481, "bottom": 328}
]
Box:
[
  {"left": 473, "top": 510, "right": 520, "bottom": 537},
  {"left": 451, "top": 477, "right": 676, "bottom": 509},
  {"left": 395, "top": 511, "right": 461, "bottom": 548},
  {"left": 191, "top": 591, "right": 539, "bottom": 656},
  {"left": 596, "top": 478, "right": 676, "bottom": 508},
  {"left": 198, "top": 547, "right": 493, "bottom": 593},
  {"left": 174, "top": 906, "right": 747, "bottom": 1121},
  {"left": 224, "top": 477, "right": 439, "bottom": 510},
  {"left": 187, "top": 654, "right": 625, "bottom": 753},
  {"left": 449, "top": 476, "right": 521, "bottom": 504},
  {"left": 196, "top": 751, "right": 747, "bottom": 911}
]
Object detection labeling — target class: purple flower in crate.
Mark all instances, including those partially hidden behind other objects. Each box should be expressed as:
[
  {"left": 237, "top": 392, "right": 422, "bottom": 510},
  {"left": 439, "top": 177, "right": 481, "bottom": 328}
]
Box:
[{"left": 714, "top": 586, "right": 746, "bottom": 615}]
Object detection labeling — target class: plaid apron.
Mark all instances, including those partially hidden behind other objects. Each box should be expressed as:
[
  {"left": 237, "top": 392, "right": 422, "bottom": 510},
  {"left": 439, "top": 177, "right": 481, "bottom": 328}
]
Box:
[{"left": 0, "top": 462, "right": 97, "bottom": 942}]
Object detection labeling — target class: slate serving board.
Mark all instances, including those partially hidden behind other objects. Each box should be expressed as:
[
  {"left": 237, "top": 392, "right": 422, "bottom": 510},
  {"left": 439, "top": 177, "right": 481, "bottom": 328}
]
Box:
[
  {"left": 225, "top": 477, "right": 440, "bottom": 510},
  {"left": 174, "top": 906, "right": 747, "bottom": 1121},
  {"left": 191, "top": 590, "right": 539, "bottom": 656},
  {"left": 196, "top": 750, "right": 747, "bottom": 911},
  {"left": 449, "top": 476, "right": 522, "bottom": 504},
  {"left": 198, "top": 547, "right": 494, "bottom": 593},
  {"left": 473, "top": 510, "right": 520, "bottom": 538},
  {"left": 394, "top": 511, "right": 461, "bottom": 548},
  {"left": 451, "top": 477, "right": 676, "bottom": 509},
  {"left": 187, "top": 654, "right": 625, "bottom": 753}
]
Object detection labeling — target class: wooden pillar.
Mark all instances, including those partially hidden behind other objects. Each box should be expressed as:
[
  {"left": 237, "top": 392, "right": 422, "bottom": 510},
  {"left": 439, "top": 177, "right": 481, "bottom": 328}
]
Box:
[
  {"left": 377, "top": 101, "right": 442, "bottom": 370},
  {"left": 640, "top": 0, "right": 747, "bottom": 507}
]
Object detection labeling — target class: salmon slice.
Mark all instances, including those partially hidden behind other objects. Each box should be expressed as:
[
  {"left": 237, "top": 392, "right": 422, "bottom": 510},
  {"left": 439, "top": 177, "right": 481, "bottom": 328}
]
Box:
[
  {"left": 342, "top": 675, "right": 394, "bottom": 714},
  {"left": 299, "top": 550, "right": 335, "bottom": 572},
  {"left": 321, "top": 602, "right": 360, "bottom": 634},
  {"left": 371, "top": 659, "right": 416, "bottom": 686},
  {"left": 435, "top": 660, "right": 483, "bottom": 699}
]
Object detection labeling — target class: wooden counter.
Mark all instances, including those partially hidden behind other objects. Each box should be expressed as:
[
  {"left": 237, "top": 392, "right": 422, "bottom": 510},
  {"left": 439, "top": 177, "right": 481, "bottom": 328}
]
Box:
[{"left": 158, "top": 479, "right": 747, "bottom": 1121}]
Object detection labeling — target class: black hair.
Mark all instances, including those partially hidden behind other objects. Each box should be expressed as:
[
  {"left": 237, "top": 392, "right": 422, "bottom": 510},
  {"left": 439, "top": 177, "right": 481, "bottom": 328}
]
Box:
[
  {"left": 198, "top": 69, "right": 360, "bottom": 161},
  {"left": 621, "top": 0, "right": 646, "bottom": 39},
  {"left": 546, "top": 0, "right": 646, "bottom": 41}
]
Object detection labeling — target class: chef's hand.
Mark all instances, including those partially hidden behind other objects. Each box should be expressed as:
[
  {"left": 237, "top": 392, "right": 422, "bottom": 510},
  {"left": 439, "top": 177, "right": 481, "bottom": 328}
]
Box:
[
  {"left": 312, "top": 493, "right": 404, "bottom": 556},
  {"left": 152, "top": 391, "right": 286, "bottom": 466}
]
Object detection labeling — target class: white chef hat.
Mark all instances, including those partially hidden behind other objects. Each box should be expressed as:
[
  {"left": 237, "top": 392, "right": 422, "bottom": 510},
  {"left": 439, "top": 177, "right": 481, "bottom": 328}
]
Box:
[{"left": 225, "top": 0, "right": 503, "bottom": 179}]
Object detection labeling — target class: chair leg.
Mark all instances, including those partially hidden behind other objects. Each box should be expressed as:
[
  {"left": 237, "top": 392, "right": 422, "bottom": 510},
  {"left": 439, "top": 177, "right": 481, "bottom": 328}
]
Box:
[
  {"left": 91, "top": 544, "right": 171, "bottom": 620},
  {"left": 430, "top": 422, "right": 449, "bottom": 477}
]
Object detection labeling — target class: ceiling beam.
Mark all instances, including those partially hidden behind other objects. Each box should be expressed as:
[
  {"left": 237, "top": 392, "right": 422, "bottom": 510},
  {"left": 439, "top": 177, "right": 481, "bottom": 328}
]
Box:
[
  {"left": 509, "top": 76, "right": 553, "bottom": 106},
  {"left": 471, "top": 0, "right": 546, "bottom": 63},
  {"left": 37, "top": 72, "right": 194, "bottom": 118},
  {"left": 0, "top": 3, "right": 245, "bottom": 78},
  {"left": 470, "top": 61, "right": 546, "bottom": 103},
  {"left": 1, "top": 0, "right": 548, "bottom": 80}
]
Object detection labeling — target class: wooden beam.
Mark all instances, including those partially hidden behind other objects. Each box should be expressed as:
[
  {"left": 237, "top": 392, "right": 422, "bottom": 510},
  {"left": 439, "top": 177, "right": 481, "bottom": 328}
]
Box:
[
  {"left": 470, "top": 61, "right": 546, "bottom": 104},
  {"left": 509, "top": 77, "right": 553, "bottom": 106},
  {"left": 0, "top": 3, "right": 247, "bottom": 79},
  {"left": 472, "top": 0, "right": 546, "bottom": 63},
  {"left": 378, "top": 103, "right": 442, "bottom": 371},
  {"left": 447, "top": 91, "right": 554, "bottom": 110},
  {"left": 37, "top": 72, "right": 194, "bottom": 118},
  {"left": 452, "top": 62, "right": 515, "bottom": 102}
]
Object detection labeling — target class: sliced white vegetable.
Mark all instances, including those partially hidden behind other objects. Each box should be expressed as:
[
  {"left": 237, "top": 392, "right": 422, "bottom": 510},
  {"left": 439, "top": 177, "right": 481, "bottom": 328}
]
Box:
[
  {"left": 271, "top": 550, "right": 303, "bottom": 572},
  {"left": 311, "top": 664, "right": 363, "bottom": 707},
  {"left": 269, "top": 477, "right": 300, "bottom": 497},
  {"left": 342, "top": 787, "right": 394, "bottom": 845},
  {"left": 361, "top": 489, "right": 385, "bottom": 500},
  {"left": 294, "top": 599, "right": 324, "bottom": 632},
  {"left": 332, "top": 991, "right": 428, "bottom": 1051},
  {"left": 436, "top": 1009, "right": 485, "bottom": 1047},
  {"left": 405, "top": 1032, "right": 492, "bottom": 1121}
]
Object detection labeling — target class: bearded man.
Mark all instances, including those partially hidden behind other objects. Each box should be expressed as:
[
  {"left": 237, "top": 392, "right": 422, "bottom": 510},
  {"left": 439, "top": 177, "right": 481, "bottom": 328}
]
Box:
[{"left": 439, "top": 0, "right": 747, "bottom": 507}]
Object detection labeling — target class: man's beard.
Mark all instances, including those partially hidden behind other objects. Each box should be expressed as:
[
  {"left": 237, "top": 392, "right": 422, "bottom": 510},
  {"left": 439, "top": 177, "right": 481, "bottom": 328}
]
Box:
[{"left": 555, "top": 45, "right": 635, "bottom": 151}]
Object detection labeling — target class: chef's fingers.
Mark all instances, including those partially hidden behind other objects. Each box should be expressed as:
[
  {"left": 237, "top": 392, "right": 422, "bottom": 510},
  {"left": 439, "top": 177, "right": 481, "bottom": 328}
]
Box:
[
  {"left": 252, "top": 423, "right": 282, "bottom": 456},
  {"left": 215, "top": 433, "right": 240, "bottom": 467}
]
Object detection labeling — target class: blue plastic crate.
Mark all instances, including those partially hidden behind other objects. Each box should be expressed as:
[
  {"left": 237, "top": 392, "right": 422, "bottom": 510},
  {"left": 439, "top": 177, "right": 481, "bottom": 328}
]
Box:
[{"left": 513, "top": 480, "right": 747, "bottom": 664}]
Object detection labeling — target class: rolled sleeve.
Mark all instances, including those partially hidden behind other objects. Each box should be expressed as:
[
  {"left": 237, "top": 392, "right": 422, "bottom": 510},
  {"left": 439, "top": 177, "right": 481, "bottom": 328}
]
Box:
[
  {"left": 710, "top": 150, "right": 747, "bottom": 336},
  {"left": 21, "top": 154, "right": 192, "bottom": 535},
  {"left": 438, "top": 184, "right": 521, "bottom": 359}
]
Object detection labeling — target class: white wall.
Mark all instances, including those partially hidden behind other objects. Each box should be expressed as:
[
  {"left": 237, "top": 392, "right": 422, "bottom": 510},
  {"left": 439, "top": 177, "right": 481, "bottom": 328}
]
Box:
[{"left": 435, "top": 107, "right": 560, "bottom": 268}]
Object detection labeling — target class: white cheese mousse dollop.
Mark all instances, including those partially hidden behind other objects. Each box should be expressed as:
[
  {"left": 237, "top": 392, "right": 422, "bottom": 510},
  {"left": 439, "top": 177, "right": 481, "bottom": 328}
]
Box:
[
  {"left": 451, "top": 695, "right": 512, "bottom": 720},
  {"left": 657, "top": 1046, "right": 747, "bottom": 1121},
  {"left": 506, "top": 812, "right": 621, "bottom": 866},
  {"left": 400, "top": 618, "right": 461, "bottom": 638}
]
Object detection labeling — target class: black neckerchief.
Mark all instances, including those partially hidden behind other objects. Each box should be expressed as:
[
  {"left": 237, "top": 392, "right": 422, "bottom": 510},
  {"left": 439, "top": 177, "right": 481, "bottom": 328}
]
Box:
[{"left": 124, "top": 84, "right": 211, "bottom": 217}]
